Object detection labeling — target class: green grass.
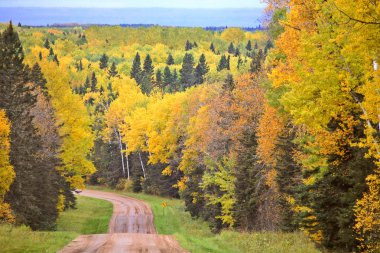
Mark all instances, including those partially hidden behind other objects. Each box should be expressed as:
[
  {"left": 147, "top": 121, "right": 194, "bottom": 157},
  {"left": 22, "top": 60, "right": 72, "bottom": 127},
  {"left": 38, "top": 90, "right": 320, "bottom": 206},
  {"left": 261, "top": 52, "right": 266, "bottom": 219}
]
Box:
[
  {"left": 88, "top": 185, "right": 321, "bottom": 253},
  {"left": 0, "top": 196, "right": 113, "bottom": 253}
]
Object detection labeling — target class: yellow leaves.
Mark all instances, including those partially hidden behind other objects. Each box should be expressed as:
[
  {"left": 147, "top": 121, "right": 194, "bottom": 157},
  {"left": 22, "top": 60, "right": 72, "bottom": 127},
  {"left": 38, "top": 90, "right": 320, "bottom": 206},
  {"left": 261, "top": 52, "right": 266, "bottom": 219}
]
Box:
[
  {"left": 0, "top": 110, "right": 15, "bottom": 223},
  {"left": 221, "top": 28, "right": 245, "bottom": 44},
  {"left": 162, "top": 166, "right": 172, "bottom": 176}
]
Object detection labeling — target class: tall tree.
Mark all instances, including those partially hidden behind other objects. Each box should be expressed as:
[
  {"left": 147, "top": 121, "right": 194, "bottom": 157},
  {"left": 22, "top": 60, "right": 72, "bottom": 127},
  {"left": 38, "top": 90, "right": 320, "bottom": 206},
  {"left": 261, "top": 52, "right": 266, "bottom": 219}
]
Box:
[
  {"left": 166, "top": 53, "right": 175, "bottom": 65},
  {"left": 228, "top": 42, "right": 235, "bottom": 54},
  {"left": 180, "top": 53, "right": 195, "bottom": 89},
  {"left": 99, "top": 53, "right": 109, "bottom": 69},
  {"left": 130, "top": 52, "right": 142, "bottom": 83},
  {"left": 195, "top": 53, "right": 209, "bottom": 84},
  {"left": 246, "top": 40, "right": 252, "bottom": 51},
  {"left": 108, "top": 62, "right": 118, "bottom": 78}
]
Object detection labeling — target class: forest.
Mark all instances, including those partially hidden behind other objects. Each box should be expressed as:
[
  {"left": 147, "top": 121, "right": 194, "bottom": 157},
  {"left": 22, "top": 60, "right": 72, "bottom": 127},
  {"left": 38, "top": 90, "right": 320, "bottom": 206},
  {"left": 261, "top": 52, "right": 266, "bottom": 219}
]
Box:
[{"left": 0, "top": 0, "right": 379, "bottom": 252}]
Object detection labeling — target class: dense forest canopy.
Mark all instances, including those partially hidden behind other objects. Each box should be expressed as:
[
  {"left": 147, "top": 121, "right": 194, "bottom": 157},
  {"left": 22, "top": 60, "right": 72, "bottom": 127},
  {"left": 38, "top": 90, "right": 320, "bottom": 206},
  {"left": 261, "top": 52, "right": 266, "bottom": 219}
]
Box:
[{"left": 0, "top": 0, "right": 379, "bottom": 252}]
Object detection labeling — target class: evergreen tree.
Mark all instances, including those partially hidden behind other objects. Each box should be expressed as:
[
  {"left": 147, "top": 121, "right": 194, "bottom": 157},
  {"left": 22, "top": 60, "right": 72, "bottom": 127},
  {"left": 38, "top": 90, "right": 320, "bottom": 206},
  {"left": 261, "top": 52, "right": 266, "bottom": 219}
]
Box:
[
  {"left": 166, "top": 53, "right": 175, "bottom": 65},
  {"left": 108, "top": 62, "right": 118, "bottom": 78},
  {"left": 38, "top": 51, "right": 42, "bottom": 61},
  {"left": 246, "top": 40, "right": 252, "bottom": 51},
  {"left": 130, "top": 52, "right": 142, "bottom": 83},
  {"left": 264, "top": 40, "right": 274, "bottom": 54},
  {"left": 237, "top": 57, "right": 243, "bottom": 70},
  {"left": 210, "top": 42, "right": 216, "bottom": 53},
  {"left": 180, "top": 53, "right": 196, "bottom": 89},
  {"left": 172, "top": 69, "right": 179, "bottom": 92},
  {"left": 217, "top": 55, "right": 227, "bottom": 72},
  {"left": 195, "top": 53, "right": 209, "bottom": 84},
  {"left": 193, "top": 41, "right": 198, "bottom": 48},
  {"left": 17, "top": 22, "right": 21, "bottom": 27},
  {"left": 235, "top": 48, "right": 240, "bottom": 57},
  {"left": 185, "top": 40, "right": 193, "bottom": 51},
  {"left": 99, "top": 53, "right": 109, "bottom": 69},
  {"left": 227, "top": 55, "right": 231, "bottom": 70},
  {"left": 228, "top": 42, "right": 235, "bottom": 54},
  {"left": 254, "top": 41, "right": 259, "bottom": 50},
  {"left": 223, "top": 74, "right": 234, "bottom": 91},
  {"left": 91, "top": 72, "right": 97, "bottom": 92},
  {"left": 156, "top": 69, "right": 162, "bottom": 88},
  {"left": 49, "top": 47, "right": 54, "bottom": 56},
  {"left": 84, "top": 76, "right": 90, "bottom": 92},
  {"left": 163, "top": 66, "right": 172, "bottom": 91},
  {"left": 53, "top": 54, "right": 59, "bottom": 66},
  {"left": 139, "top": 54, "right": 154, "bottom": 94},
  {"left": 1, "top": 22, "right": 63, "bottom": 230},
  {"left": 43, "top": 38, "right": 50, "bottom": 49}
]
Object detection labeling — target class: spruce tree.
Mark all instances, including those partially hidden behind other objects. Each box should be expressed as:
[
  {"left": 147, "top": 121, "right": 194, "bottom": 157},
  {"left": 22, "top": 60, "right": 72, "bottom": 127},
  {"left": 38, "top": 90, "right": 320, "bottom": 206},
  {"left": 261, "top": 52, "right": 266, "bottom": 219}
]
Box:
[
  {"left": 166, "top": 53, "right": 175, "bottom": 65},
  {"left": 99, "top": 53, "right": 108, "bottom": 69},
  {"left": 91, "top": 72, "right": 97, "bottom": 92},
  {"left": 53, "top": 54, "right": 59, "bottom": 66},
  {"left": 130, "top": 52, "right": 142, "bottom": 83},
  {"left": 1, "top": 22, "right": 62, "bottom": 230},
  {"left": 226, "top": 55, "right": 230, "bottom": 70},
  {"left": 246, "top": 40, "right": 252, "bottom": 51},
  {"left": 254, "top": 41, "right": 258, "bottom": 50},
  {"left": 185, "top": 40, "right": 193, "bottom": 51},
  {"left": 49, "top": 47, "right": 54, "bottom": 56},
  {"left": 139, "top": 54, "right": 154, "bottom": 94},
  {"left": 180, "top": 53, "right": 195, "bottom": 89},
  {"left": 172, "top": 69, "right": 179, "bottom": 92},
  {"left": 84, "top": 76, "right": 90, "bottom": 92},
  {"left": 195, "top": 53, "right": 209, "bottom": 84},
  {"left": 163, "top": 66, "right": 172, "bottom": 91},
  {"left": 108, "top": 62, "right": 118, "bottom": 78},
  {"left": 228, "top": 42, "right": 235, "bottom": 54},
  {"left": 156, "top": 69, "right": 162, "bottom": 88},
  {"left": 217, "top": 55, "right": 228, "bottom": 72},
  {"left": 223, "top": 74, "right": 234, "bottom": 91},
  {"left": 235, "top": 48, "right": 240, "bottom": 57},
  {"left": 38, "top": 51, "right": 42, "bottom": 61},
  {"left": 210, "top": 42, "right": 216, "bottom": 53},
  {"left": 44, "top": 38, "right": 50, "bottom": 49}
]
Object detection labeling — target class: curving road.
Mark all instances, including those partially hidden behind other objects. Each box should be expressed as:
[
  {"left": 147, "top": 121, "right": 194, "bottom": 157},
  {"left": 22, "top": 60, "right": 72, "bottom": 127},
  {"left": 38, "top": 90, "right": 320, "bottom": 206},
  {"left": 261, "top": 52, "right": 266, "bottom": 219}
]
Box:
[{"left": 59, "top": 190, "right": 187, "bottom": 253}]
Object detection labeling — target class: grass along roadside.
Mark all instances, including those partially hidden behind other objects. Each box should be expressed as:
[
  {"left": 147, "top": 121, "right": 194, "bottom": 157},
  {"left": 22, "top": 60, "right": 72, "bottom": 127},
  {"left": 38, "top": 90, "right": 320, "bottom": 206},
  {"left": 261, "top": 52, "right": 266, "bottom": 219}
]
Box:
[
  {"left": 0, "top": 196, "right": 113, "bottom": 253},
  {"left": 88, "top": 185, "right": 321, "bottom": 253}
]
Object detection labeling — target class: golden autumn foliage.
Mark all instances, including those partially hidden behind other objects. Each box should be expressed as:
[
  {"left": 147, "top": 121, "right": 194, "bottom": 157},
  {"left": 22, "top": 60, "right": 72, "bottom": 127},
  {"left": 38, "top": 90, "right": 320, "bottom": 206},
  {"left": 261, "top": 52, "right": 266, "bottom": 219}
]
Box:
[{"left": 0, "top": 110, "right": 15, "bottom": 223}]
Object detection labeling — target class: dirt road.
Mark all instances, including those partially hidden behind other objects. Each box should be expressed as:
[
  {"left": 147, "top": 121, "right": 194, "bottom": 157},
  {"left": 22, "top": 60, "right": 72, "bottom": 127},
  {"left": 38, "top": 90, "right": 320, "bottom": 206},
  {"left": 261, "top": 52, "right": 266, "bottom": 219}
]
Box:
[{"left": 59, "top": 190, "right": 187, "bottom": 253}]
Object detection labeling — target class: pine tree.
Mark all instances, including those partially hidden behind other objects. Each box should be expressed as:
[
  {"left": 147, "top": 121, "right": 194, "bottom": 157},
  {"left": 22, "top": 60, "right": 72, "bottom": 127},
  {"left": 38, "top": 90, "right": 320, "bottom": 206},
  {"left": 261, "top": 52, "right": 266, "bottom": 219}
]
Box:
[
  {"left": 264, "top": 40, "right": 274, "bottom": 54},
  {"left": 99, "top": 53, "right": 108, "bottom": 69},
  {"left": 130, "top": 52, "right": 142, "bottom": 83},
  {"left": 84, "top": 76, "right": 90, "bottom": 92},
  {"left": 17, "top": 22, "right": 21, "bottom": 27},
  {"left": 210, "top": 42, "right": 216, "bottom": 53},
  {"left": 237, "top": 57, "right": 243, "bottom": 69},
  {"left": 166, "top": 53, "right": 175, "bottom": 65},
  {"left": 195, "top": 53, "right": 209, "bottom": 84},
  {"left": 43, "top": 38, "right": 50, "bottom": 49},
  {"left": 38, "top": 51, "right": 42, "bottom": 61},
  {"left": 227, "top": 55, "right": 230, "bottom": 70},
  {"left": 223, "top": 74, "right": 234, "bottom": 91},
  {"left": 228, "top": 42, "right": 235, "bottom": 54},
  {"left": 53, "top": 54, "right": 59, "bottom": 66},
  {"left": 0, "top": 22, "right": 62, "bottom": 230},
  {"left": 172, "top": 69, "right": 179, "bottom": 92},
  {"left": 185, "top": 40, "right": 193, "bottom": 51},
  {"left": 246, "top": 40, "right": 252, "bottom": 51},
  {"left": 235, "top": 48, "right": 240, "bottom": 57},
  {"left": 217, "top": 55, "right": 228, "bottom": 72},
  {"left": 254, "top": 41, "right": 258, "bottom": 50},
  {"left": 163, "top": 66, "right": 172, "bottom": 91},
  {"left": 193, "top": 42, "right": 198, "bottom": 48},
  {"left": 180, "top": 53, "right": 195, "bottom": 89},
  {"left": 108, "top": 62, "right": 118, "bottom": 78},
  {"left": 156, "top": 69, "right": 162, "bottom": 88},
  {"left": 91, "top": 72, "right": 97, "bottom": 92},
  {"left": 143, "top": 54, "right": 154, "bottom": 80},
  {"left": 49, "top": 47, "right": 54, "bottom": 56}
]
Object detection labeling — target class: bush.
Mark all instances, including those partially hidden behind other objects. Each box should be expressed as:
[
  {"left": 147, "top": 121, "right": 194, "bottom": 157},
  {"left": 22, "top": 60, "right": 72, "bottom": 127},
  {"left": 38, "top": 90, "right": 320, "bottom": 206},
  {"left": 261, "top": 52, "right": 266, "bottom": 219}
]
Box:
[{"left": 115, "top": 178, "right": 133, "bottom": 192}]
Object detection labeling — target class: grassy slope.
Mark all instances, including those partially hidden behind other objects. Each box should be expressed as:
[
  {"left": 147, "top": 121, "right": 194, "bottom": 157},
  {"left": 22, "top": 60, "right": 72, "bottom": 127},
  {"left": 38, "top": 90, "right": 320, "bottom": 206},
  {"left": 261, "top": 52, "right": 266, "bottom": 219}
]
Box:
[
  {"left": 88, "top": 185, "right": 321, "bottom": 253},
  {"left": 0, "top": 196, "right": 113, "bottom": 253}
]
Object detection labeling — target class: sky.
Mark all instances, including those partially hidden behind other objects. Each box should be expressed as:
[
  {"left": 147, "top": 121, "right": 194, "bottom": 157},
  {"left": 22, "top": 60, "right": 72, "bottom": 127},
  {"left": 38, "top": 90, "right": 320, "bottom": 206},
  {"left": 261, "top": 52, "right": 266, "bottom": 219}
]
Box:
[{"left": 0, "top": 0, "right": 265, "bottom": 9}]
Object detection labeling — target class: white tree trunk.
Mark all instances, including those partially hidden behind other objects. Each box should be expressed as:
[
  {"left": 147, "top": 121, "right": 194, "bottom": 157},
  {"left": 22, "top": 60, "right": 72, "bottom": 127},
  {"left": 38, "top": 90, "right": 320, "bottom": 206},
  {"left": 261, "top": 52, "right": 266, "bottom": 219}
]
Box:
[
  {"left": 138, "top": 151, "right": 146, "bottom": 178},
  {"left": 115, "top": 129, "right": 126, "bottom": 178}
]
